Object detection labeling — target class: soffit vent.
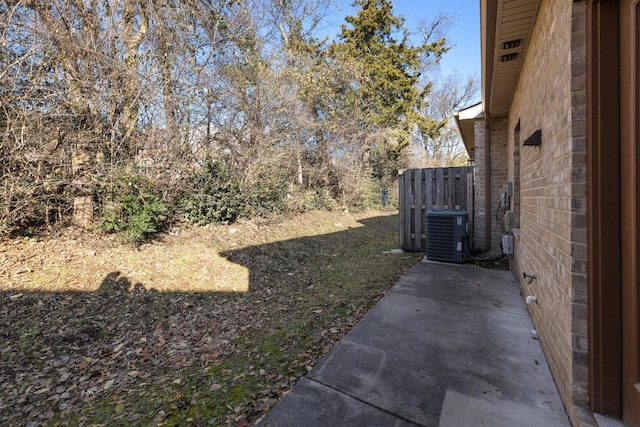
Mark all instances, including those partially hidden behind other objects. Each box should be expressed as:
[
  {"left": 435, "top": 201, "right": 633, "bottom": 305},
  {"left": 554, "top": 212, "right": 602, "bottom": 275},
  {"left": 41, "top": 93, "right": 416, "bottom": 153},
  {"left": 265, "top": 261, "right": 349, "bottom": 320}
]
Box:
[
  {"left": 500, "top": 52, "right": 519, "bottom": 62},
  {"left": 501, "top": 39, "right": 522, "bottom": 50}
]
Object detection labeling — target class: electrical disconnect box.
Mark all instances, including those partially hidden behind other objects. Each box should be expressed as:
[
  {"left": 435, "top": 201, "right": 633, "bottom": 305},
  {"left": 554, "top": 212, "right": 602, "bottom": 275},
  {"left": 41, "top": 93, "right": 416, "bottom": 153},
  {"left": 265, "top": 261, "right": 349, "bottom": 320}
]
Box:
[
  {"left": 503, "top": 211, "right": 514, "bottom": 234},
  {"left": 502, "top": 234, "right": 514, "bottom": 254}
]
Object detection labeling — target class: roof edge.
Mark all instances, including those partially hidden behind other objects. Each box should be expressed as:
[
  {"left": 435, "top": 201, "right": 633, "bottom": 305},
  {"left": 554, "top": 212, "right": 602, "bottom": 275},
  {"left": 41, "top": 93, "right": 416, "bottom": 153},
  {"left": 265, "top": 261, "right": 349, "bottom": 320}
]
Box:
[{"left": 454, "top": 102, "right": 485, "bottom": 158}]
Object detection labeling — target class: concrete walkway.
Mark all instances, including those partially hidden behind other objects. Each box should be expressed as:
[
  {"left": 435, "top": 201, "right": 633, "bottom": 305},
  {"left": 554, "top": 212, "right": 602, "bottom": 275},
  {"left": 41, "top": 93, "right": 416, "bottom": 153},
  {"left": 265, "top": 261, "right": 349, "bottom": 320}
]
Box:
[{"left": 259, "top": 261, "right": 571, "bottom": 427}]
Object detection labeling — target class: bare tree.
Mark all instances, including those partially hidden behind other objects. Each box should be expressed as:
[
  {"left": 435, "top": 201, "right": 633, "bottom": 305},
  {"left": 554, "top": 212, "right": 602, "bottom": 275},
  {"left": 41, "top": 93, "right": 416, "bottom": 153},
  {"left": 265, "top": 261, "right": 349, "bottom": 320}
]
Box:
[
  {"left": 0, "top": 1, "right": 155, "bottom": 228},
  {"left": 1, "top": 0, "right": 469, "bottom": 233},
  {"left": 418, "top": 72, "right": 479, "bottom": 167},
  {"left": 0, "top": 0, "right": 234, "bottom": 229}
]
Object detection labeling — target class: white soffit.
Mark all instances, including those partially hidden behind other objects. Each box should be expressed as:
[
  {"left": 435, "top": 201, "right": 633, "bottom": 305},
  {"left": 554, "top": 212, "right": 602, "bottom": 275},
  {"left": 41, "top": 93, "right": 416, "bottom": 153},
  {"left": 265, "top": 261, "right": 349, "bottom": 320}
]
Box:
[
  {"left": 454, "top": 102, "right": 484, "bottom": 157},
  {"left": 488, "top": 0, "right": 541, "bottom": 117}
]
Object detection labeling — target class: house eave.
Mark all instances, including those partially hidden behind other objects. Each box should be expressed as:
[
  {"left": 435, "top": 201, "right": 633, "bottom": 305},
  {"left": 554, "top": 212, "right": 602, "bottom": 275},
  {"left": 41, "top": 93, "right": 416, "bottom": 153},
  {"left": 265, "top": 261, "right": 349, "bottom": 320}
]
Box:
[
  {"left": 481, "top": 0, "right": 542, "bottom": 119},
  {"left": 454, "top": 102, "right": 484, "bottom": 159}
]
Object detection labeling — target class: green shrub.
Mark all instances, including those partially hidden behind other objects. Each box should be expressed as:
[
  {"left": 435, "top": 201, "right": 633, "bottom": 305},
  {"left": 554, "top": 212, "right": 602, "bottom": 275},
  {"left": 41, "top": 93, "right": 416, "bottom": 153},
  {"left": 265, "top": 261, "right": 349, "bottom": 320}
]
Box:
[
  {"left": 179, "top": 160, "right": 245, "bottom": 225},
  {"left": 343, "top": 176, "right": 381, "bottom": 212},
  {"left": 98, "top": 172, "right": 168, "bottom": 244},
  {"left": 243, "top": 164, "right": 290, "bottom": 218},
  {"left": 293, "top": 189, "right": 335, "bottom": 212}
]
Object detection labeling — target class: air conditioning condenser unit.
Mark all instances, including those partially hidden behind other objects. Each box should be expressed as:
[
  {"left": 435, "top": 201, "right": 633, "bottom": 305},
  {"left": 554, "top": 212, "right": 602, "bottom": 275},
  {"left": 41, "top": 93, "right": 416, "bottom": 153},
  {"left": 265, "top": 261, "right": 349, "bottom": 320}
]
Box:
[{"left": 426, "top": 210, "right": 468, "bottom": 263}]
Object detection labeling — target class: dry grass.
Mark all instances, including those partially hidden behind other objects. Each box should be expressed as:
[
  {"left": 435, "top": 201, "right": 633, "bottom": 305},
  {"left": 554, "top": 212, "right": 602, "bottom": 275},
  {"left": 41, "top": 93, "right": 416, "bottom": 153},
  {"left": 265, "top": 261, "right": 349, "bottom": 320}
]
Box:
[{"left": 0, "top": 210, "right": 423, "bottom": 426}]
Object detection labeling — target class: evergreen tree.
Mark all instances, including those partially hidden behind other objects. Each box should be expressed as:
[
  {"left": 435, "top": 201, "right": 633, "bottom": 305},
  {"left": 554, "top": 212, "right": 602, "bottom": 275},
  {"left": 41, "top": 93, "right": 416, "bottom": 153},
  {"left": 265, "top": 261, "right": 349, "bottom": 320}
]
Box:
[{"left": 330, "top": 0, "right": 448, "bottom": 180}]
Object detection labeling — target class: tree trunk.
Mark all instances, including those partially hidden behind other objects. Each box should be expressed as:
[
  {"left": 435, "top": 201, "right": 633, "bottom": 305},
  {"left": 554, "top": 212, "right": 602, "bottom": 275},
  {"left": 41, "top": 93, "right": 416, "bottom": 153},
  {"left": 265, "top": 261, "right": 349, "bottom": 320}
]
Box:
[
  {"left": 122, "top": 0, "right": 148, "bottom": 149},
  {"left": 72, "top": 143, "right": 93, "bottom": 228},
  {"left": 157, "top": 25, "right": 178, "bottom": 141}
]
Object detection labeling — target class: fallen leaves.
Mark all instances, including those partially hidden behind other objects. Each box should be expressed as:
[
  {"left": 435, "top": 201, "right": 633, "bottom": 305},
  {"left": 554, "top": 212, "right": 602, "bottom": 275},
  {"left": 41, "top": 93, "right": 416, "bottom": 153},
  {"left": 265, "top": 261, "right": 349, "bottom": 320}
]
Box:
[{"left": 0, "top": 210, "right": 422, "bottom": 426}]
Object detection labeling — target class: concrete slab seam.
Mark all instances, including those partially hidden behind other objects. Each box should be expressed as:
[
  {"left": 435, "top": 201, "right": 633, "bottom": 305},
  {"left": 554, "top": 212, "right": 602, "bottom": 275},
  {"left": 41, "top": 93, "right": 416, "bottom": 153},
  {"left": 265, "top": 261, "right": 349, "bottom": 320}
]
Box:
[{"left": 305, "top": 377, "right": 428, "bottom": 427}]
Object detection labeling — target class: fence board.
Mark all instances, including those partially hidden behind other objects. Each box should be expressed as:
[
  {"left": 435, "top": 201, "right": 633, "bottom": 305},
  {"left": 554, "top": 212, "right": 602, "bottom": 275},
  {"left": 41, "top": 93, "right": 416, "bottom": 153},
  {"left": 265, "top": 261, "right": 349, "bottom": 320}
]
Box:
[
  {"left": 435, "top": 168, "right": 444, "bottom": 209},
  {"left": 400, "top": 169, "right": 413, "bottom": 248},
  {"left": 425, "top": 169, "right": 434, "bottom": 211},
  {"left": 414, "top": 169, "right": 423, "bottom": 248},
  {"left": 399, "top": 167, "right": 474, "bottom": 250},
  {"left": 399, "top": 172, "right": 404, "bottom": 242},
  {"left": 448, "top": 168, "right": 456, "bottom": 209}
]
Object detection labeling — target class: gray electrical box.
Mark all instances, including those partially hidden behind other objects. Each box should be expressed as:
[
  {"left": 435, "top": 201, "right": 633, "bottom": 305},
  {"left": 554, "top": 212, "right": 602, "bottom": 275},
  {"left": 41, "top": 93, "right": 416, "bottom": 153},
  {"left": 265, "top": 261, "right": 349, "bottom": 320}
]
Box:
[
  {"left": 502, "top": 234, "right": 514, "bottom": 254},
  {"left": 504, "top": 211, "right": 514, "bottom": 234}
]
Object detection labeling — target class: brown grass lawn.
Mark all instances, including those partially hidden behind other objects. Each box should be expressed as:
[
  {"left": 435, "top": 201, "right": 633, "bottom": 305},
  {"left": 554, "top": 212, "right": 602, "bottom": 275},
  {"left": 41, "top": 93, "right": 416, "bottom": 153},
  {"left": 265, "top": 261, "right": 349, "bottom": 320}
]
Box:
[{"left": 0, "top": 210, "right": 422, "bottom": 426}]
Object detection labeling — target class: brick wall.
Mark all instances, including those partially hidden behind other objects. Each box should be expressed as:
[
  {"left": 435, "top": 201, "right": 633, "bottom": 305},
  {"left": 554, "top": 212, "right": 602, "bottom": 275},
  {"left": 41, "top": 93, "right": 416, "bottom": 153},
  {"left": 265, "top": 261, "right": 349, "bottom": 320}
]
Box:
[
  {"left": 473, "top": 121, "right": 487, "bottom": 250},
  {"left": 489, "top": 119, "right": 509, "bottom": 253},
  {"left": 472, "top": 119, "right": 508, "bottom": 255},
  {"left": 504, "top": 0, "right": 589, "bottom": 424},
  {"left": 568, "top": 0, "right": 589, "bottom": 415}
]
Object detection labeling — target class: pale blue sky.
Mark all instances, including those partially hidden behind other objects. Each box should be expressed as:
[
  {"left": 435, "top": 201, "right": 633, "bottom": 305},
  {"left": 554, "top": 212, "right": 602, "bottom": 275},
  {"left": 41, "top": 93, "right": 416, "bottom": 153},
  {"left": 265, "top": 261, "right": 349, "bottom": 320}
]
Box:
[{"left": 325, "top": 0, "right": 481, "bottom": 78}]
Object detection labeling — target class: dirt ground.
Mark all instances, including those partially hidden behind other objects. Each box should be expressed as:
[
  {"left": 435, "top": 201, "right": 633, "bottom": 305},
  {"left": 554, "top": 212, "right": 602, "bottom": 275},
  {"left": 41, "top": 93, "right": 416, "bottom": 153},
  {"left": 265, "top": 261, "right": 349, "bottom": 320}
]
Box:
[{"left": 0, "top": 210, "right": 422, "bottom": 426}]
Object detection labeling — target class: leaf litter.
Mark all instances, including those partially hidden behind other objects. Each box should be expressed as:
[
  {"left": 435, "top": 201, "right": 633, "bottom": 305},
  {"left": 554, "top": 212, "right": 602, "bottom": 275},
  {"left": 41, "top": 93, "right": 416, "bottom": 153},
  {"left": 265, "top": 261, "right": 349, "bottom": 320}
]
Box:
[{"left": 0, "top": 210, "right": 422, "bottom": 426}]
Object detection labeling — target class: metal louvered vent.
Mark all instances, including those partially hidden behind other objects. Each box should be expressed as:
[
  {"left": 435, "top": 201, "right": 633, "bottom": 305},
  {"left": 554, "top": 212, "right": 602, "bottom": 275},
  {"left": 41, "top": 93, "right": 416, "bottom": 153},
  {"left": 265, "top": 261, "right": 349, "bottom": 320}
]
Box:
[{"left": 426, "top": 210, "right": 468, "bottom": 263}]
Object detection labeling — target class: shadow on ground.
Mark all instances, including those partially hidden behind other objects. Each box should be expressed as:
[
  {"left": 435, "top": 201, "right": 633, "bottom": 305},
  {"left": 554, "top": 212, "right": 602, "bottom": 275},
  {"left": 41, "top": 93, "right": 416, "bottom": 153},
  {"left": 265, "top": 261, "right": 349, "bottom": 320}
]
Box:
[{"left": 0, "top": 212, "right": 423, "bottom": 426}]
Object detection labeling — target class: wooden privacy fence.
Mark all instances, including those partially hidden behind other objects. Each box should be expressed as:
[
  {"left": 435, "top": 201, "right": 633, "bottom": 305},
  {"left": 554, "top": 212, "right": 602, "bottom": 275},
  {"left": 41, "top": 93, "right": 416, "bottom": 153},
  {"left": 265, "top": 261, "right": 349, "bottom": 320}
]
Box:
[{"left": 398, "top": 167, "right": 474, "bottom": 251}]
